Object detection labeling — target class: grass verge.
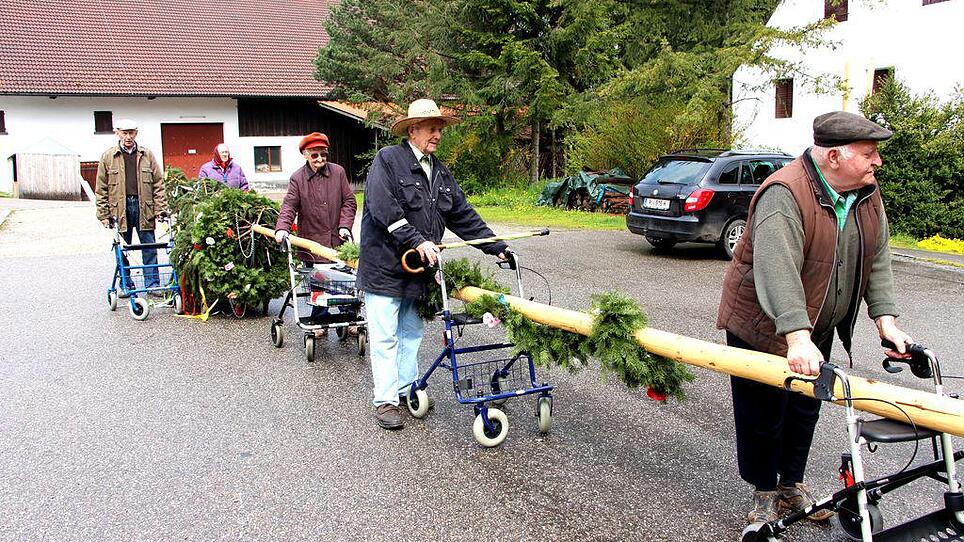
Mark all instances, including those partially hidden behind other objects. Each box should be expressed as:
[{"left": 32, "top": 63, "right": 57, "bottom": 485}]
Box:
[{"left": 468, "top": 185, "right": 625, "bottom": 231}]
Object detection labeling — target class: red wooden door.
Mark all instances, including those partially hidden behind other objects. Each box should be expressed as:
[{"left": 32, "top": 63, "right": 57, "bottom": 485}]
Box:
[{"left": 160, "top": 123, "right": 224, "bottom": 178}]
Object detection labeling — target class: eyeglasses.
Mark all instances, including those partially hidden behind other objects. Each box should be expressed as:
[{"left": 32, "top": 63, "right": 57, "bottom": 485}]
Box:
[{"left": 309, "top": 151, "right": 328, "bottom": 159}]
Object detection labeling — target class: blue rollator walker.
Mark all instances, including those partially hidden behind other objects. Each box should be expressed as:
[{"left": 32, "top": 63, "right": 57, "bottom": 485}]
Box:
[
  {"left": 403, "top": 251, "right": 553, "bottom": 448},
  {"left": 106, "top": 217, "right": 182, "bottom": 321},
  {"left": 741, "top": 340, "right": 964, "bottom": 542}
]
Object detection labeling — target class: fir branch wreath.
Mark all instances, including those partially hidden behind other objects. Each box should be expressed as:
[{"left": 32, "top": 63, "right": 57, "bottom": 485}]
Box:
[{"left": 419, "top": 258, "right": 695, "bottom": 400}]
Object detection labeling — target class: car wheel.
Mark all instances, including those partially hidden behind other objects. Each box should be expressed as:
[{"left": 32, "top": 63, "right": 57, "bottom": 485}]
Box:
[
  {"left": 645, "top": 236, "right": 676, "bottom": 252},
  {"left": 719, "top": 218, "right": 747, "bottom": 260}
]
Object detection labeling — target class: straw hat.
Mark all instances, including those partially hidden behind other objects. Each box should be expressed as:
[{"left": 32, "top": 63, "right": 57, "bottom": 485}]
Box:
[{"left": 390, "top": 99, "right": 460, "bottom": 137}]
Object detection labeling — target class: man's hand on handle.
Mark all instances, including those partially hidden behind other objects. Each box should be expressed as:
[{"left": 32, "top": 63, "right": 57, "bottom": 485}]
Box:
[
  {"left": 415, "top": 240, "right": 440, "bottom": 266},
  {"left": 785, "top": 329, "right": 823, "bottom": 376},
  {"left": 338, "top": 227, "right": 353, "bottom": 242},
  {"left": 876, "top": 315, "right": 913, "bottom": 359},
  {"left": 274, "top": 229, "right": 289, "bottom": 244}
]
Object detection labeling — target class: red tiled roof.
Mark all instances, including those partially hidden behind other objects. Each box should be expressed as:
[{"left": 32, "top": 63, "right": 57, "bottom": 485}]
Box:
[{"left": 0, "top": 0, "right": 337, "bottom": 97}]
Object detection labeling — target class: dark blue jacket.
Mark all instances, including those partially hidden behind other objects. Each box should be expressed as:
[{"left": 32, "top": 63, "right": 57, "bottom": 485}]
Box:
[{"left": 356, "top": 141, "right": 507, "bottom": 299}]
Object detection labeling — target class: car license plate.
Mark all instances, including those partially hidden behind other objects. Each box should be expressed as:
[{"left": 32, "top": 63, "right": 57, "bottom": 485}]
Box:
[{"left": 643, "top": 197, "right": 670, "bottom": 211}]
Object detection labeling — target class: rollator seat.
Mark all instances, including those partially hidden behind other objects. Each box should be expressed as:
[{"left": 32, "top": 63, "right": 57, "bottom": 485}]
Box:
[
  {"left": 450, "top": 313, "right": 483, "bottom": 326},
  {"left": 860, "top": 417, "right": 940, "bottom": 444}
]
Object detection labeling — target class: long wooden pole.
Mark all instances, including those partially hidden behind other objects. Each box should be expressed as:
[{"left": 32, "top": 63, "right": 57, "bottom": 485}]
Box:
[
  {"left": 250, "top": 224, "right": 347, "bottom": 264},
  {"left": 249, "top": 225, "right": 964, "bottom": 437},
  {"left": 456, "top": 286, "right": 964, "bottom": 438}
]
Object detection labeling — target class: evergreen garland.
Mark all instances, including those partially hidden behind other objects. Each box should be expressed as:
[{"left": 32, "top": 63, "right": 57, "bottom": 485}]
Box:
[
  {"left": 428, "top": 258, "right": 695, "bottom": 400},
  {"left": 165, "top": 169, "right": 289, "bottom": 311},
  {"left": 336, "top": 241, "right": 360, "bottom": 263}
]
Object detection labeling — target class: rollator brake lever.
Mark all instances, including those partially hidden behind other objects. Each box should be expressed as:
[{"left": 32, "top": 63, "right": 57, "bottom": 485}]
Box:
[
  {"left": 881, "top": 339, "right": 933, "bottom": 379},
  {"left": 784, "top": 362, "right": 839, "bottom": 401}
]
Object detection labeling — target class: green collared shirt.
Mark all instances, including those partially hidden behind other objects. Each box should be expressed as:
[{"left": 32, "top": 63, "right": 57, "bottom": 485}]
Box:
[
  {"left": 811, "top": 156, "right": 857, "bottom": 231},
  {"left": 408, "top": 142, "right": 433, "bottom": 182}
]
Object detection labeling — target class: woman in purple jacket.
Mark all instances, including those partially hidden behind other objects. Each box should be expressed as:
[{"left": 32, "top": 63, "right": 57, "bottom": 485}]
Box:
[{"left": 198, "top": 144, "right": 249, "bottom": 190}]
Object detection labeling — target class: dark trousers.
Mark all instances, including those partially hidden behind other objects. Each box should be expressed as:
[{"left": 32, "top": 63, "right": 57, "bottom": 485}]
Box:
[{"left": 728, "top": 331, "right": 833, "bottom": 491}]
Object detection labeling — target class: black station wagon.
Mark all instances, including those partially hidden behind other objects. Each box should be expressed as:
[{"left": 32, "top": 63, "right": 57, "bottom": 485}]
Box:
[{"left": 626, "top": 149, "right": 793, "bottom": 259}]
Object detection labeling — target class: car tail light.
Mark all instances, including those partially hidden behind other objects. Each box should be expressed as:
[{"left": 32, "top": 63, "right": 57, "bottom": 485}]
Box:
[
  {"left": 683, "top": 188, "right": 714, "bottom": 212},
  {"left": 628, "top": 188, "right": 634, "bottom": 206}
]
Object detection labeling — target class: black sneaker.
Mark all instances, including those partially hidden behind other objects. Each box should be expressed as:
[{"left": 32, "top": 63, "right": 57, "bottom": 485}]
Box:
[{"left": 374, "top": 404, "right": 403, "bottom": 430}]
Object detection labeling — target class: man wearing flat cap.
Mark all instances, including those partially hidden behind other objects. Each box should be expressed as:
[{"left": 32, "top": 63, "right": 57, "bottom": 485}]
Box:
[
  {"left": 718, "top": 111, "right": 913, "bottom": 525},
  {"left": 356, "top": 98, "right": 511, "bottom": 430},
  {"left": 95, "top": 118, "right": 167, "bottom": 294},
  {"left": 275, "top": 132, "right": 357, "bottom": 318}
]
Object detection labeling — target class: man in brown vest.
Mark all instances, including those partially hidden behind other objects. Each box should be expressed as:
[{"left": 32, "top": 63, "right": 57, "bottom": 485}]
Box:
[{"left": 717, "top": 111, "right": 914, "bottom": 525}]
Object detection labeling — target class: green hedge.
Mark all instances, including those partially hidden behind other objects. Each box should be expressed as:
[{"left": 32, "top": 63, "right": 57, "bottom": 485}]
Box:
[{"left": 861, "top": 81, "right": 964, "bottom": 239}]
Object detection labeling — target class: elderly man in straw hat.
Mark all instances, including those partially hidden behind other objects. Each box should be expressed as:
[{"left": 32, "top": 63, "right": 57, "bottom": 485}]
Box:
[
  {"left": 717, "top": 111, "right": 913, "bottom": 526},
  {"left": 356, "top": 98, "right": 512, "bottom": 430}
]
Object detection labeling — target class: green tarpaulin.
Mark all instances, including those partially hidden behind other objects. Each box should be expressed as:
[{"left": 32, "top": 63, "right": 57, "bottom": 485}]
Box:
[{"left": 536, "top": 168, "right": 634, "bottom": 212}]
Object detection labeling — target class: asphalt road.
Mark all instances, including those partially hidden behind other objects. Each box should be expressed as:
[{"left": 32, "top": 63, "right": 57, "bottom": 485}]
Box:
[{"left": 1, "top": 214, "right": 963, "bottom": 541}]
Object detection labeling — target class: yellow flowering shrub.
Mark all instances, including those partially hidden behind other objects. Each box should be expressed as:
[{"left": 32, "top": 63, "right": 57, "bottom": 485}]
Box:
[{"left": 917, "top": 235, "right": 964, "bottom": 255}]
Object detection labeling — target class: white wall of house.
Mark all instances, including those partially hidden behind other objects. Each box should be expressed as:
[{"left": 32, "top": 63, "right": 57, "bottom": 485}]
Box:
[
  {"left": 0, "top": 96, "right": 304, "bottom": 194},
  {"left": 733, "top": 0, "right": 964, "bottom": 155}
]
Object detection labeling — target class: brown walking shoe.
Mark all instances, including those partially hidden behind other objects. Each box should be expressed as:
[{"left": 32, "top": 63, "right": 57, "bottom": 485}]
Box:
[
  {"left": 747, "top": 490, "right": 780, "bottom": 524},
  {"left": 778, "top": 482, "right": 834, "bottom": 521},
  {"left": 374, "top": 404, "right": 404, "bottom": 430}
]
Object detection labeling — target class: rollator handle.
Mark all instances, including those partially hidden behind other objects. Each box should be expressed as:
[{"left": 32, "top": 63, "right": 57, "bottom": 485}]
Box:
[
  {"left": 881, "top": 339, "right": 933, "bottom": 379},
  {"left": 784, "top": 362, "right": 839, "bottom": 402}
]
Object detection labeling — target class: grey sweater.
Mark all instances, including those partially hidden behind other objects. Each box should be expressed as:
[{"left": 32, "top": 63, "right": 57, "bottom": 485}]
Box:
[{"left": 750, "top": 184, "right": 898, "bottom": 343}]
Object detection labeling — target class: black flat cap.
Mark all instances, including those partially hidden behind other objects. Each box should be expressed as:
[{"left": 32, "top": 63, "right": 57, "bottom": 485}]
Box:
[{"left": 813, "top": 111, "right": 893, "bottom": 147}]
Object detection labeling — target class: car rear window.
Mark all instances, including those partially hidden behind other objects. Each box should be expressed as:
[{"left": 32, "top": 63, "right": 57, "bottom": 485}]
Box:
[{"left": 641, "top": 159, "right": 711, "bottom": 185}]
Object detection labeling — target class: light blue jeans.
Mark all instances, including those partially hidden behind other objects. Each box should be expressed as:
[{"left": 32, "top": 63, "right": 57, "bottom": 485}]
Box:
[{"left": 365, "top": 292, "right": 425, "bottom": 406}]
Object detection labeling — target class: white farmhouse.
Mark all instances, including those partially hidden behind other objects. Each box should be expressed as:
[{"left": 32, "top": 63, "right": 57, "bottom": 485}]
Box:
[
  {"left": 733, "top": 0, "right": 964, "bottom": 155},
  {"left": 0, "top": 0, "right": 380, "bottom": 197}
]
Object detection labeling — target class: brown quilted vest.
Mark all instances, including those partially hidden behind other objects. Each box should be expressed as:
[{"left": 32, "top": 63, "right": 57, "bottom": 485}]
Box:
[{"left": 716, "top": 150, "right": 883, "bottom": 356}]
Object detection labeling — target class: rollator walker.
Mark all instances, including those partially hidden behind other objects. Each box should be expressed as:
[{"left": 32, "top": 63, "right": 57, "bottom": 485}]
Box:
[
  {"left": 403, "top": 251, "right": 554, "bottom": 448},
  {"left": 741, "top": 341, "right": 964, "bottom": 542}
]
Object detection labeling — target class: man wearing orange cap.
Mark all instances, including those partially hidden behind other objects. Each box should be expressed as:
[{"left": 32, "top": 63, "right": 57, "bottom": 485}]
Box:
[{"left": 275, "top": 133, "right": 357, "bottom": 318}]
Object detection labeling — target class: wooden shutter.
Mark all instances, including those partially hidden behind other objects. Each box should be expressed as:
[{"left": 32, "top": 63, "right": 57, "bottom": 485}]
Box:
[
  {"left": 872, "top": 68, "right": 893, "bottom": 94},
  {"left": 0, "top": 111, "right": 6, "bottom": 134},
  {"left": 94, "top": 111, "right": 113, "bottom": 133},
  {"left": 775, "top": 79, "right": 793, "bottom": 119},
  {"left": 825, "top": 0, "right": 848, "bottom": 22}
]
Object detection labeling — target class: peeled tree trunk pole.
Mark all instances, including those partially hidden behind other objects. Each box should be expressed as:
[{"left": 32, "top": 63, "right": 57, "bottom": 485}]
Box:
[
  {"left": 456, "top": 286, "right": 964, "bottom": 438},
  {"left": 249, "top": 224, "right": 964, "bottom": 437}
]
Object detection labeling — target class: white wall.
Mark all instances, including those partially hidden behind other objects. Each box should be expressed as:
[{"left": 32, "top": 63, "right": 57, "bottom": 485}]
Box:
[
  {"left": 0, "top": 96, "right": 305, "bottom": 193},
  {"left": 733, "top": 0, "right": 964, "bottom": 155}
]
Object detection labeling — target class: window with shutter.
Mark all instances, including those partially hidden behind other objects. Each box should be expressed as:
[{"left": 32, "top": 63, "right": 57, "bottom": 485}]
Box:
[
  {"left": 825, "top": 0, "right": 848, "bottom": 21},
  {"left": 872, "top": 68, "right": 894, "bottom": 94},
  {"left": 94, "top": 111, "right": 113, "bottom": 134},
  {"left": 775, "top": 79, "right": 793, "bottom": 119}
]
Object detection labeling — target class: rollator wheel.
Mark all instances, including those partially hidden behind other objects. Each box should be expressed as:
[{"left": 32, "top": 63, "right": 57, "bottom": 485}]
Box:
[
  {"left": 107, "top": 291, "right": 118, "bottom": 311},
  {"left": 336, "top": 327, "right": 348, "bottom": 341},
  {"left": 130, "top": 297, "right": 151, "bottom": 321},
  {"left": 304, "top": 335, "right": 316, "bottom": 362},
  {"left": 489, "top": 372, "right": 509, "bottom": 406},
  {"left": 357, "top": 329, "right": 367, "bottom": 357},
  {"left": 835, "top": 502, "right": 884, "bottom": 541},
  {"left": 739, "top": 522, "right": 779, "bottom": 542},
  {"left": 270, "top": 321, "right": 284, "bottom": 348},
  {"left": 472, "top": 408, "right": 509, "bottom": 448},
  {"left": 537, "top": 397, "right": 552, "bottom": 434},
  {"left": 173, "top": 293, "right": 184, "bottom": 315},
  {"left": 407, "top": 388, "right": 431, "bottom": 419}
]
